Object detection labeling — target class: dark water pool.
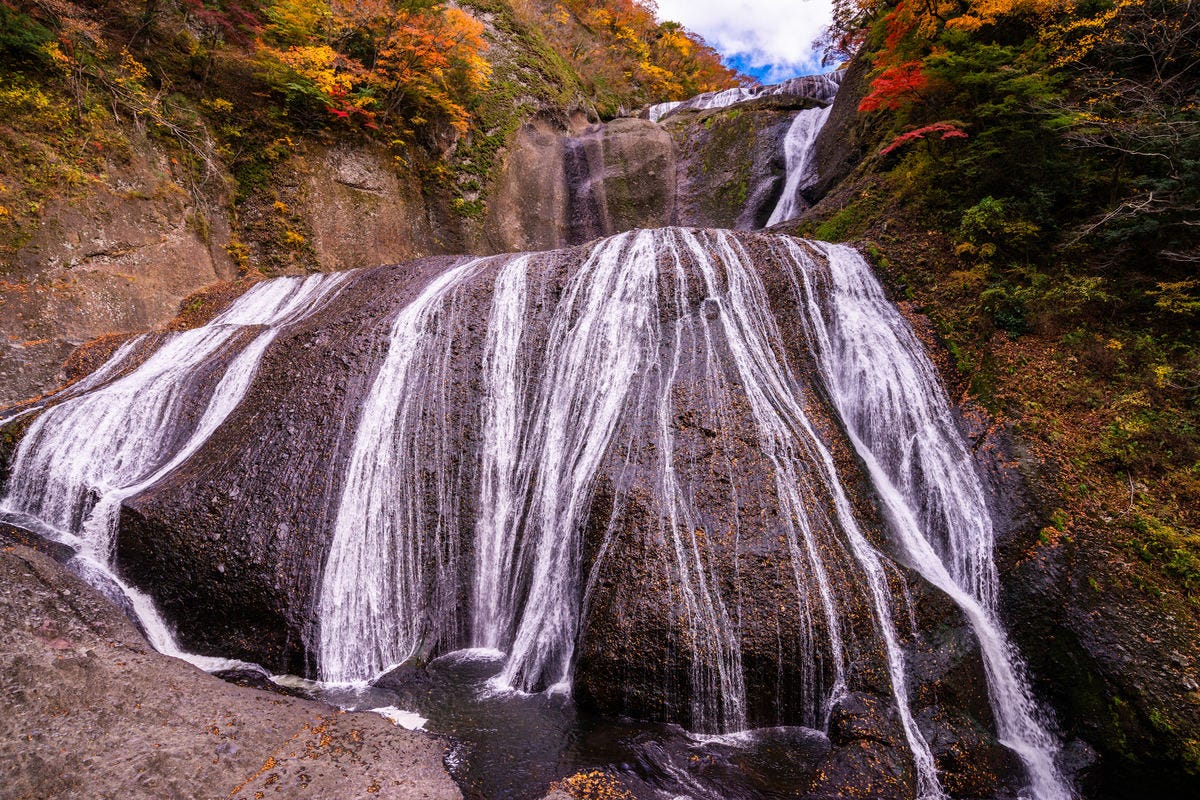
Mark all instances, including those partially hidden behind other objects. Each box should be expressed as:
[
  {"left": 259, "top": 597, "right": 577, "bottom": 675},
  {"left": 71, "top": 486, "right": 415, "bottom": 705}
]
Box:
[{"left": 295, "top": 649, "right": 830, "bottom": 800}]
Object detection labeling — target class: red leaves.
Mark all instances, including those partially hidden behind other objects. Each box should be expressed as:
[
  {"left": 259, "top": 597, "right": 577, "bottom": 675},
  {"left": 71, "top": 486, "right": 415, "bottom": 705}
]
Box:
[
  {"left": 880, "top": 122, "right": 968, "bottom": 155},
  {"left": 182, "top": 0, "right": 262, "bottom": 47},
  {"left": 859, "top": 60, "right": 928, "bottom": 112}
]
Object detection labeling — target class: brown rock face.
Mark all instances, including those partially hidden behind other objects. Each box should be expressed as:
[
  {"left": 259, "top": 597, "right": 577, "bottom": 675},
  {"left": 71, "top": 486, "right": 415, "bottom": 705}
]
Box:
[
  {"left": 485, "top": 117, "right": 677, "bottom": 252},
  {"left": 0, "top": 543, "right": 461, "bottom": 800},
  {"left": 0, "top": 131, "right": 237, "bottom": 407},
  {"left": 482, "top": 82, "right": 837, "bottom": 253},
  {"left": 305, "top": 145, "right": 449, "bottom": 269}
]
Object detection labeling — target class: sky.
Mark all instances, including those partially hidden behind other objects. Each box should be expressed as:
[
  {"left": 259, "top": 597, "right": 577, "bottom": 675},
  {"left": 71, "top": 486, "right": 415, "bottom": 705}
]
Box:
[{"left": 653, "top": 0, "right": 835, "bottom": 83}]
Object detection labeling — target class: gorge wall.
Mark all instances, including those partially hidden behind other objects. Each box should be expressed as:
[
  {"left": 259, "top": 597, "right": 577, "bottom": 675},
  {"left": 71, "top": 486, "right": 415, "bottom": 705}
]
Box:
[{"left": 1, "top": 70, "right": 838, "bottom": 407}]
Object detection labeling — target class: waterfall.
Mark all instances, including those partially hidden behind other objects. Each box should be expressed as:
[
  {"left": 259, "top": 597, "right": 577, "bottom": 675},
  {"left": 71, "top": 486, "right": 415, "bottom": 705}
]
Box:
[
  {"left": 783, "top": 239, "right": 1074, "bottom": 800},
  {"left": 649, "top": 73, "right": 841, "bottom": 123},
  {"left": 473, "top": 255, "right": 533, "bottom": 650},
  {"left": 1, "top": 229, "right": 1072, "bottom": 795},
  {"left": 765, "top": 104, "right": 833, "bottom": 227},
  {"left": 683, "top": 230, "right": 942, "bottom": 798},
  {"left": 0, "top": 273, "right": 349, "bottom": 667},
  {"left": 309, "top": 230, "right": 942, "bottom": 779}
]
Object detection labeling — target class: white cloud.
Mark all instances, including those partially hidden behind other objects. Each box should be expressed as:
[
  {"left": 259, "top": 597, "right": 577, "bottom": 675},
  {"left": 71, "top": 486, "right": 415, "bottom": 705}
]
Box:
[{"left": 653, "top": 0, "right": 834, "bottom": 82}]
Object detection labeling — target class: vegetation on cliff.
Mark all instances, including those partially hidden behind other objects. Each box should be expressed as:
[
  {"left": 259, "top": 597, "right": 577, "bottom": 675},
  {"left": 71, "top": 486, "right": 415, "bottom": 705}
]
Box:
[
  {"left": 811, "top": 0, "right": 1198, "bottom": 592},
  {"left": 803, "top": 0, "right": 1200, "bottom": 781},
  {"left": 0, "top": 0, "right": 736, "bottom": 266}
]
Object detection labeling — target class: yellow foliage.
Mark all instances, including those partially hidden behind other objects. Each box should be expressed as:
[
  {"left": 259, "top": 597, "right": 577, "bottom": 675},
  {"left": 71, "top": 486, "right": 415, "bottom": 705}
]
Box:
[
  {"left": 265, "top": 0, "right": 331, "bottom": 45},
  {"left": 271, "top": 44, "right": 357, "bottom": 96},
  {"left": 257, "top": 0, "right": 489, "bottom": 133}
]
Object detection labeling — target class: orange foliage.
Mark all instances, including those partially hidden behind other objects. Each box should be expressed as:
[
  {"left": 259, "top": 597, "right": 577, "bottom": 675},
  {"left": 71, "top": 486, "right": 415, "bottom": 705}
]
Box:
[
  {"left": 259, "top": 0, "right": 489, "bottom": 132},
  {"left": 851, "top": 0, "right": 1069, "bottom": 114},
  {"left": 513, "top": 0, "right": 739, "bottom": 110}
]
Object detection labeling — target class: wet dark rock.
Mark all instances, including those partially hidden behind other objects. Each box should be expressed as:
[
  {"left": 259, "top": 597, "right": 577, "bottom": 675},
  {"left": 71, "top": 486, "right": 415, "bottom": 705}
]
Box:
[
  {"left": 664, "top": 101, "right": 803, "bottom": 230},
  {"left": 485, "top": 81, "right": 838, "bottom": 251},
  {"left": 1005, "top": 529, "right": 1200, "bottom": 799},
  {"left": 212, "top": 666, "right": 305, "bottom": 698},
  {"left": 0, "top": 521, "right": 74, "bottom": 563},
  {"left": 117, "top": 258, "right": 478, "bottom": 675},
  {"left": 373, "top": 662, "right": 438, "bottom": 707},
  {"left": 809, "top": 58, "right": 874, "bottom": 203}
]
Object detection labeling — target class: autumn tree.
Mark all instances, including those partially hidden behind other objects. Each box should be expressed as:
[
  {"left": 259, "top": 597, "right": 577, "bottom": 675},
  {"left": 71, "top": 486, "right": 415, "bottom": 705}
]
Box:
[
  {"left": 257, "top": 0, "right": 489, "bottom": 133},
  {"left": 512, "top": 0, "right": 738, "bottom": 114},
  {"left": 1046, "top": 0, "right": 1200, "bottom": 270}
]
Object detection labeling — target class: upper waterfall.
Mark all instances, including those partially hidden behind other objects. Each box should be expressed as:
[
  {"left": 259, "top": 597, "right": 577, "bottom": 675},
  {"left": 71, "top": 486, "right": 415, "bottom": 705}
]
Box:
[{"left": 648, "top": 73, "right": 842, "bottom": 123}]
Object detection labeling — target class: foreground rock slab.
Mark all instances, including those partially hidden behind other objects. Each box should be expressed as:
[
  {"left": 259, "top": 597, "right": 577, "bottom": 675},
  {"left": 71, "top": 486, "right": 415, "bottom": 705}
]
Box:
[{"left": 0, "top": 542, "right": 462, "bottom": 800}]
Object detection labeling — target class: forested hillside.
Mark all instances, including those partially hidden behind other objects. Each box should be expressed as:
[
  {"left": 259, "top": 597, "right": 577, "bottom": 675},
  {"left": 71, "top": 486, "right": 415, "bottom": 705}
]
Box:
[
  {"left": 0, "top": 0, "right": 736, "bottom": 259},
  {"left": 0, "top": 0, "right": 738, "bottom": 400}
]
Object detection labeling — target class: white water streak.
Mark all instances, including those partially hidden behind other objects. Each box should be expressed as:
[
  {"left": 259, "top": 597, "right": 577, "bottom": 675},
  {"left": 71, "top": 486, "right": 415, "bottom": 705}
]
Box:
[
  {"left": 497, "top": 232, "right": 662, "bottom": 693},
  {"left": 1, "top": 273, "right": 349, "bottom": 669},
  {"left": 787, "top": 239, "right": 1072, "bottom": 800},
  {"left": 320, "top": 259, "right": 489, "bottom": 683},
  {"left": 682, "top": 229, "right": 945, "bottom": 798},
  {"left": 765, "top": 104, "right": 833, "bottom": 227},
  {"left": 649, "top": 241, "right": 747, "bottom": 730},
  {"left": 474, "top": 255, "right": 533, "bottom": 648}
]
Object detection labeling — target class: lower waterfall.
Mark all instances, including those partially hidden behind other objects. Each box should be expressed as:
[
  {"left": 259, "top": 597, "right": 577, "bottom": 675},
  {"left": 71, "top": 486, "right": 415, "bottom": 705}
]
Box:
[
  {"left": 0, "top": 273, "right": 349, "bottom": 668},
  {"left": 785, "top": 240, "right": 1073, "bottom": 800},
  {"left": 0, "top": 228, "right": 1073, "bottom": 800}
]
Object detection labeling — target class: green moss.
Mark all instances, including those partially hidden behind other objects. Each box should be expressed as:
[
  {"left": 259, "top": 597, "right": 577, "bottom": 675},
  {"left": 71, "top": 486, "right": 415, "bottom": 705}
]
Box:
[
  {"left": 448, "top": 0, "right": 587, "bottom": 217},
  {"left": 1124, "top": 513, "right": 1200, "bottom": 594},
  {"left": 813, "top": 204, "right": 867, "bottom": 242}
]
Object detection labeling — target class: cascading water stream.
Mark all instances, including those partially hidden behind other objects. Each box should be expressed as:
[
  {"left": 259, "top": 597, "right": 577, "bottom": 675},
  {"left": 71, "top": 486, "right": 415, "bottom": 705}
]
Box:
[
  {"left": 783, "top": 239, "right": 1074, "bottom": 800},
  {"left": 494, "top": 233, "right": 663, "bottom": 694},
  {"left": 313, "top": 229, "right": 946, "bottom": 784},
  {"left": 0, "top": 228, "right": 1073, "bottom": 796},
  {"left": 473, "top": 255, "right": 534, "bottom": 651},
  {"left": 319, "top": 257, "right": 491, "bottom": 683},
  {"left": 765, "top": 104, "right": 833, "bottom": 227},
  {"left": 683, "top": 230, "right": 944, "bottom": 799},
  {"left": 1, "top": 273, "right": 349, "bottom": 669}
]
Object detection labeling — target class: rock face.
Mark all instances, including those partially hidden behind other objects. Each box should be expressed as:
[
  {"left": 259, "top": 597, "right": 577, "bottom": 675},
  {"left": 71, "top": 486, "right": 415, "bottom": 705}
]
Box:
[
  {"left": 2, "top": 72, "right": 837, "bottom": 407},
  {"left": 0, "top": 542, "right": 462, "bottom": 800},
  {"left": 664, "top": 97, "right": 817, "bottom": 231},
  {"left": 1005, "top": 518, "right": 1200, "bottom": 798},
  {"left": 483, "top": 87, "right": 837, "bottom": 252},
  {"left": 304, "top": 144, "right": 450, "bottom": 268},
  {"left": 485, "top": 117, "right": 676, "bottom": 251},
  {"left": 809, "top": 57, "right": 874, "bottom": 202}
]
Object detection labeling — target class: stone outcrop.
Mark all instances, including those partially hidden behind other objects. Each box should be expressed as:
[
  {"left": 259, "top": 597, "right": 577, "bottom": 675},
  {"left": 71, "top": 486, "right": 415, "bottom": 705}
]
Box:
[
  {"left": 5, "top": 230, "right": 1022, "bottom": 798},
  {"left": 483, "top": 88, "right": 836, "bottom": 252},
  {"left": 0, "top": 541, "right": 462, "bottom": 800}
]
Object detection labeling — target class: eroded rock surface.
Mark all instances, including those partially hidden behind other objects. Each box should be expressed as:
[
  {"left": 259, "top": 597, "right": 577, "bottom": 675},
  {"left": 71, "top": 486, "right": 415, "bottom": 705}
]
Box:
[
  {"left": 0, "top": 542, "right": 462, "bottom": 800},
  {"left": 0, "top": 132, "right": 237, "bottom": 407}
]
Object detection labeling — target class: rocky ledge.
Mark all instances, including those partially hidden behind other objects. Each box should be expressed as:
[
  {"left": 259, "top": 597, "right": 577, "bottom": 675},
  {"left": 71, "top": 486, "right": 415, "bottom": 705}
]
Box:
[{"left": 0, "top": 541, "right": 462, "bottom": 800}]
